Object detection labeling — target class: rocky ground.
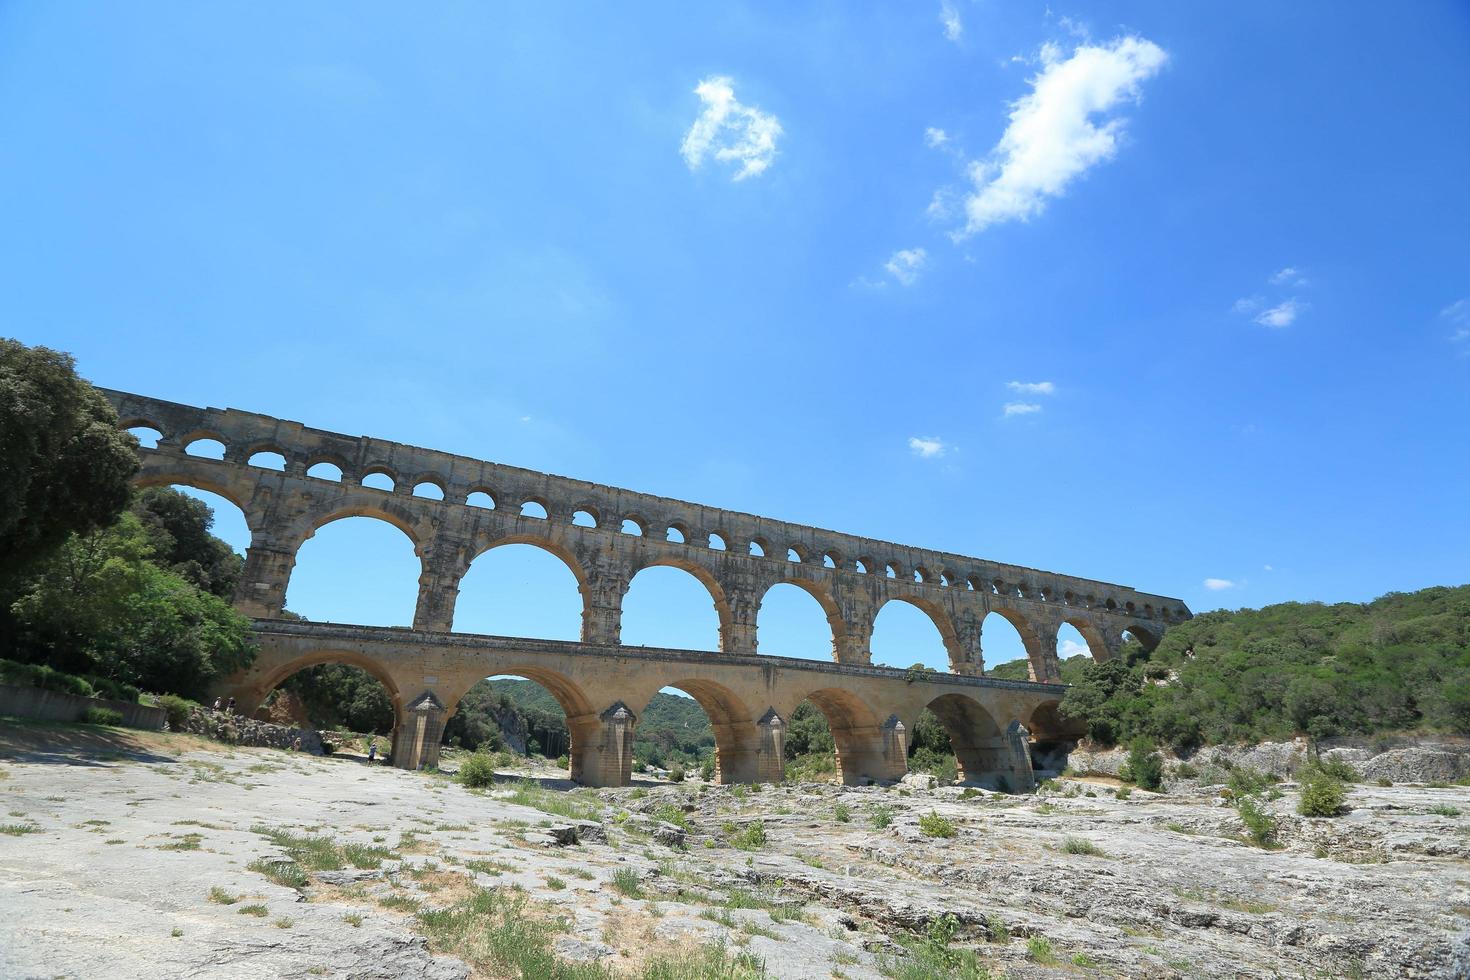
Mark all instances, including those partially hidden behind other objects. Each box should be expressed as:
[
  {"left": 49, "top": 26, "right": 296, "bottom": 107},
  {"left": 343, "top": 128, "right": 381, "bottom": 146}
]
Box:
[{"left": 2, "top": 721, "right": 1468, "bottom": 979}]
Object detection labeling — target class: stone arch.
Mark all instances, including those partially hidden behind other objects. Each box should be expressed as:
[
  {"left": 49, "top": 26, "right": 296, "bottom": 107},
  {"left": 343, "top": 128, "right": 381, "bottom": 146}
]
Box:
[
  {"left": 983, "top": 606, "right": 1051, "bottom": 680},
  {"left": 634, "top": 679, "right": 757, "bottom": 784},
  {"left": 475, "top": 666, "right": 606, "bottom": 784},
  {"left": 133, "top": 470, "right": 255, "bottom": 525},
  {"left": 786, "top": 686, "right": 891, "bottom": 785},
  {"left": 1122, "top": 623, "right": 1161, "bottom": 652},
  {"left": 254, "top": 649, "right": 404, "bottom": 708},
  {"left": 285, "top": 511, "right": 425, "bottom": 625},
  {"left": 1061, "top": 616, "right": 1112, "bottom": 662},
  {"left": 922, "top": 692, "right": 1002, "bottom": 784},
  {"left": 1026, "top": 698, "right": 1083, "bottom": 776},
  {"left": 626, "top": 556, "right": 733, "bottom": 650},
  {"left": 453, "top": 536, "right": 588, "bottom": 638},
  {"left": 755, "top": 578, "right": 846, "bottom": 661},
  {"left": 871, "top": 595, "right": 962, "bottom": 670}
]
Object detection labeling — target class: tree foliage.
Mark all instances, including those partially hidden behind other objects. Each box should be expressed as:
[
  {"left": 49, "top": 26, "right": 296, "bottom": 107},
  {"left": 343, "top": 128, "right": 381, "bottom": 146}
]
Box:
[
  {"left": 130, "top": 487, "right": 243, "bottom": 598},
  {"left": 0, "top": 339, "right": 138, "bottom": 585},
  {"left": 9, "top": 511, "right": 254, "bottom": 699},
  {"left": 281, "top": 663, "right": 396, "bottom": 734},
  {"left": 1060, "top": 586, "right": 1470, "bottom": 750}
]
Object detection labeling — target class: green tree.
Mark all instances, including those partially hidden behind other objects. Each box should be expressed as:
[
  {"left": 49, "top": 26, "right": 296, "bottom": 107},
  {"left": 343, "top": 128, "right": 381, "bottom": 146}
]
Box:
[
  {"left": 130, "top": 487, "right": 243, "bottom": 598},
  {"left": 0, "top": 340, "right": 138, "bottom": 585},
  {"left": 9, "top": 513, "right": 254, "bottom": 698}
]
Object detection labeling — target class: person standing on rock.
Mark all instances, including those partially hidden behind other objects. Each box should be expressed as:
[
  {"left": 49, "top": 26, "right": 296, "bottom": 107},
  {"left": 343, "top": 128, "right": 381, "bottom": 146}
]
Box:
[
  {"left": 211, "top": 697, "right": 222, "bottom": 712},
  {"left": 368, "top": 741, "right": 377, "bottom": 762},
  {"left": 225, "top": 697, "right": 236, "bottom": 715}
]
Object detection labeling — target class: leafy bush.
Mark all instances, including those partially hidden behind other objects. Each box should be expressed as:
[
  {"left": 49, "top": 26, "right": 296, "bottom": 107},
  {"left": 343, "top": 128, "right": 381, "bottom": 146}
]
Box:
[
  {"left": 832, "top": 803, "right": 850, "bottom": 823},
  {"left": 918, "top": 811, "right": 956, "bottom": 838},
  {"left": 870, "top": 804, "right": 894, "bottom": 830},
  {"left": 668, "top": 764, "right": 686, "bottom": 783},
  {"left": 1311, "top": 755, "right": 1359, "bottom": 783},
  {"left": 730, "top": 821, "right": 767, "bottom": 851},
  {"left": 1115, "top": 785, "right": 1132, "bottom": 801},
  {"left": 700, "top": 758, "right": 716, "bottom": 782},
  {"left": 156, "top": 693, "right": 196, "bottom": 731},
  {"left": 1227, "top": 767, "right": 1273, "bottom": 798},
  {"left": 1173, "top": 762, "right": 1199, "bottom": 780},
  {"left": 1061, "top": 837, "right": 1105, "bottom": 856},
  {"left": 0, "top": 658, "right": 93, "bottom": 697},
  {"left": 1128, "top": 738, "right": 1164, "bottom": 791},
  {"left": 1235, "top": 796, "right": 1279, "bottom": 848},
  {"left": 456, "top": 752, "right": 498, "bottom": 788},
  {"left": 81, "top": 706, "right": 122, "bottom": 726},
  {"left": 1298, "top": 768, "right": 1348, "bottom": 817}
]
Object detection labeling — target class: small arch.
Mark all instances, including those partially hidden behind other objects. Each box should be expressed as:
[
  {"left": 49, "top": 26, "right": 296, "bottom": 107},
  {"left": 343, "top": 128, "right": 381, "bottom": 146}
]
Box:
[
  {"left": 1122, "top": 624, "right": 1161, "bottom": 652},
  {"left": 854, "top": 558, "right": 870, "bottom": 574},
  {"left": 466, "top": 490, "right": 496, "bottom": 509},
  {"left": 360, "top": 467, "right": 396, "bottom": 492},
  {"left": 248, "top": 450, "right": 287, "bottom": 471},
  {"left": 572, "top": 509, "right": 599, "bottom": 528},
  {"left": 1105, "top": 598, "right": 1118, "bottom": 611},
  {"left": 621, "top": 518, "right": 645, "bottom": 536},
  {"left": 184, "top": 437, "right": 226, "bottom": 460},
  {"left": 708, "top": 532, "right": 727, "bottom": 551},
  {"left": 749, "top": 539, "right": 767, "bottom": 558},
  {"left": 126, "top": 425, "right": 163, "bottom": 449},
  {"left": 822, "top": 553, "right": 838, "bottom": 569},
  {"left": 939, "top": 570, "right": 955, "bottom": 587},
  {"left": 412, "top": 480, "right": 445, "bottom": 500},
  {"left": 786, "top": 546, "right": 805, "bottom": 563},
  {"left": 913, "top": 565, "right": 935, "bottom": 584},
  {"left": 307, "top": 461, "right": 344, "bottom": 482},
  {"left": 1125, "top": 601, "right": 1136, "bottom": 614},
  {"left": 667, "top": 525, "right": 687, "bottom": 544},
  {"left": 885, "top": 562, "right": 899, "bottom": 579},
  {"left": 519, "top": 499, "right": 548, "bottom": 520}
]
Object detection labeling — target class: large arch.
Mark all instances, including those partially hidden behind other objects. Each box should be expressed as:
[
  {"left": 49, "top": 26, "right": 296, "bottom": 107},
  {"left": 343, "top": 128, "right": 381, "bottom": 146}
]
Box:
[
  {"left": 462, "top": 665, "right": 601, "bottom": 783},
  {"left": 870, "top": 596, "right": 958, "bottom": 671},
  {"left": 621, "top": 559, "right": 729, "bottom": 651},
  {"left": 1026, "top": 698, "right": 1084, "bottom": 776},
  {"left": 633, "top": 678, "right": 755, "bottom": 783},
  {"left": 923, "top": 692, "right": 1003, "bottom": 784},
  {"left": 285, "top": 515, "right": 422, "bottom": 626},
  {"left": 786, "top": 686, "right": 894, "bottom": 786},
  {"left": 452, "top": 540, "right": 585, "bottom": 640},
  {"left": 1061, "top": 617, "right": 1111, "bottom": 663},
  {"left": 982, "top": 608, "right": 1048, "bottom": 680},
  {"left": 755, "top": 581, "right": 843, "bottom": 661},
  {"left": 134, "top": 469, "right": 254, "bottom": 524}
]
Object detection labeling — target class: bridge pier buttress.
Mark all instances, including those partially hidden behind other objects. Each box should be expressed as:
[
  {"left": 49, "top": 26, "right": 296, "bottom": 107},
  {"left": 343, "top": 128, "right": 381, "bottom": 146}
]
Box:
[
  {"left": 393, "top": 691, "right": 448, "bottom": 771},
  {"left": 568, "top": 703, "right": 636, "bottom": 788},
  {"left": 752, "top": 709, "right": 786, "bottom": 783}
]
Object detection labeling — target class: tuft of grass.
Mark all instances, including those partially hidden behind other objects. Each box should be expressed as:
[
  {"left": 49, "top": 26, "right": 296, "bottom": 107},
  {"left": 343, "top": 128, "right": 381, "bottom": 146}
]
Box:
[
  {"left": 730, "top": 822, "right": 767, "bottom": 851},
  {"left": 159, "top": 833, "right": 203, "bottom": 851},
  {"left": 170, "top": 927, "right": 183, "bottom": 938},
  {"left": 1061, "top": 837, "right": 1106, "bottom": 857},
  {"left": 248, "top": 858, "right": 309, "bottom": 889},
  {"left": 274, "top": 917, "right": 293, "bottom": 929},
  {"left": 238, "top": 904, "right": 269, "bottom": 917},
  {"left": 832, "top": 803, "right": 851, "bottom": 823},
  {"left": 869, "top": 804, "right": 894, "bottom": 830},
  {"left": 207, "top": 886, "right": 240, "bottom": 905},
  {"left": 1027, "top": 936, "right": 1056, "bottom": 964},
  {"left": 610, "top": 868, "right": 643, "bottom": 898},
  {"left": 1428, "top": 804, "right": 1461, "bottom": 817},
  {"left": 1071, "top": 952, "right": 1098, "bottom": 967},
  {"left": 380, "top": 894, "right": 421, "bottom": 913},
  {"left": 545, "top": 876, "right": 566, "bottom": 891},
  {"left": 1, "top": 823, "right": 40, "bottom": 836},
  {"left": 725, "top": 887, "right": 807, "bottom": 923},
  {"left": 918, "top": 811, "right": 956, "bottom": 838},
  {"left": 343, "top": 913, "right": 363, "bottom": 928},
  {"left": 251, "top": 826, "right": 343, "bottom": 870},
  {"left": 415, "top": 886, "right": 619, "bottom": 979}
]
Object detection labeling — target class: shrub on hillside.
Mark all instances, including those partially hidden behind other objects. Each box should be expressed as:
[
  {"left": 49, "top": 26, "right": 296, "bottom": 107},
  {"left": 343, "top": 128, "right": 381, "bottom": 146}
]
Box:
[
  {"left": 456, "top": 752, "right": 497, "bottom": 788},
  {"left": 1298, "top": 766, "right": 1348, "bottom": 817},
  {"left": 1128, "top": 737, "right": 1164, "bottom": 791},
  {"left": 156, "top": 694, "right": 197, "bottom": 731},
  {"left": 700, "top": 758, "right": 716, "bottom": 782},
  {"left": 668, "top": 764, "right": 686, "bottom": 783},
  {"left": 1235, "top": 795, "right": 1280, "bottom": 848}
]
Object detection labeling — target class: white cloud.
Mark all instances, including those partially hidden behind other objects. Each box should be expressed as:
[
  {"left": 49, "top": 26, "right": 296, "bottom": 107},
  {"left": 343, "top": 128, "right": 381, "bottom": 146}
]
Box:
[
  {"left": 1443, "top": 299, "right": 1470, "bottom": 343},
  {"left": 1058, "top": 638, "right": 1089, "bottom": 659},
  {"left": 1263, "top": 564, "right": 1274, "bottom": 572},
  {"left": 908, "top": 436, "right": 948, "bottom": 458},
  {"left": 1270, "top": 266, "right": 1307, "bottom": 286},
  {"left": 1203, "top": 578, "right": 1235, "bottom": 591},
  {"left": 1233, "top": 296, "right": 1263, "bottom": 315},
  {"left": 939, "top": 0, "right": 963, "bottom": 42},
  {"left": 1006, "top": 380, "right": 1055, "bottom": 395},
  {"left": 680, "top": 76, "right": 782, "bottom": 181},
  {"left": 1254, "top": 298, "right": 1305, "bottom": 328},
  {"left": 1002, "top": 402, "right": 1042, "bottom": 417},
  {"left": 884, "top": 248, "right": 928, "bottom": 286},
  {"left": 954, "top": 35, "right": 1167, "bottom": 237},
  {"left": 924, "top": 127, "right": 951, "bottom": 149}
]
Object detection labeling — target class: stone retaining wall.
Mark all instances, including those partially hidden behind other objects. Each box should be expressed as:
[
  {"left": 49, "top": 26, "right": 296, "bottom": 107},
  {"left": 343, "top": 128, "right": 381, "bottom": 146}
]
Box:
[
  {"left": 0, "top": 683, "right": 165, "bottom": 730},
  {"left": 183, "top": 706, "right": 323, "bottom": 754}
]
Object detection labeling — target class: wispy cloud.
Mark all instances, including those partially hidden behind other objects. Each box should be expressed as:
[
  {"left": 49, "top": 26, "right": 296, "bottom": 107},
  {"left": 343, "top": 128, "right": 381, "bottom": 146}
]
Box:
[
  {"left": 884, "top": 248, "right": 928, "bottom": 286},
  {"left": 924, "top": 127, "right": 951, "bottom": 149},
  {"left": 1269, "top": 266, "right": 1308, "bottom": 287},
  {"left": 1443, "top": 299, "right": 1470, "bottom": 344},
  {"left": 951, "top": 36, "right": 1167, "bottom": 238},
  {"left": 1254, "top": 298, "right": 1305, "bottom": 329},
  {"left": 1203, "top": 578, "right": 1236, "bottom": 591},
  {"left": 908, "top": 436, "right": 949, "bottom": 458},
  {"left": 939, "top": 1, "right": 963, "bottom": 42},
  {"left": 1006, "top": 380, "right": 1055, "bottom": 395},
  {"left": 1003, "top": 402, "right": 1042, "bottom": 417},
  {"left": 1058, "top": 638, "right": 1089, "bottom": 659},
  {"left": 681, "top": 77, "right": 782, "bottom": 181}
]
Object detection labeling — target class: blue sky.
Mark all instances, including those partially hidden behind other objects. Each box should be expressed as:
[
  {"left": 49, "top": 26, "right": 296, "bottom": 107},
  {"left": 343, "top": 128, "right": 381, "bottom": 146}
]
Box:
[{"left": 3, "top": 2, "right": 1467, "bottom": 675}]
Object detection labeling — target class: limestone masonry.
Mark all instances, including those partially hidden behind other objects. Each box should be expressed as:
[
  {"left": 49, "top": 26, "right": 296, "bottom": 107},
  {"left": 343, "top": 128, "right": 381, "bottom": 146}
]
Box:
[{"left": 102, "top": 389, "right": 1191, "bottom": 786}]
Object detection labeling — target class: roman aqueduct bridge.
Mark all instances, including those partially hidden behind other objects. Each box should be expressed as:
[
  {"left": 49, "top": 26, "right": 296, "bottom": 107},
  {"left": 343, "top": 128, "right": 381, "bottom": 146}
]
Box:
[{"left": 104, "top": 389, "right": 1191, "bottom": 787}]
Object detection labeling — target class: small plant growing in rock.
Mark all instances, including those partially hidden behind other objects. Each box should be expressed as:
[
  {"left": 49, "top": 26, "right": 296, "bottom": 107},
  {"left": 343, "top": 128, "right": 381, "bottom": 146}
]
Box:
[
  {"left": 918, "top": 811, "right": 956, "bottom": 838},
  {"left": 238, "top": 904, "right": 268, "bottom": 917},
  {"left": 668, "top": 764, "right": 686, "bottom": 783},
  {"left": 700, "top": 758, "right": 716, "bottom": 782},
  {"left": 1115, "top": 786, "right": 1132, "bottom": 801},
  {"left": 1027, "top": 935, "right": 1057, "bottom": 964},
  {"left": 207, "top": 887, "right": 240, "bottom": 905},
  {"left": 1061, "top": 837, "right": 1105, "bottom": 856},
  {"left": 1297, "top": 766, "right": 1348, "bottom": 818},
  {"left": 1235, "top": 796, "right": 1280, "bottom": 848},
  {"left": 984, "top": 914, "right": 1009, "bottom": 942},
  {"left": 455, "top": 752, "right": 497, "bottom": 789},
  {"left": 730, "top": 821, "right": 767, "bottom": 851},
  {"left": 1428, "top": 804, "right": 1462, "bottom": 817},
  {"left": 610, "top": 868, "right": 643, "bottom": 897},
  {"left": 870, "top": 804, "right": 893, "bottom": 830},
  {"left": 832, "top": 803, "right": 851, "bottom": 823},
  {"left": 1173, "top": 762, "right": 1199, "bottom": 780}
]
